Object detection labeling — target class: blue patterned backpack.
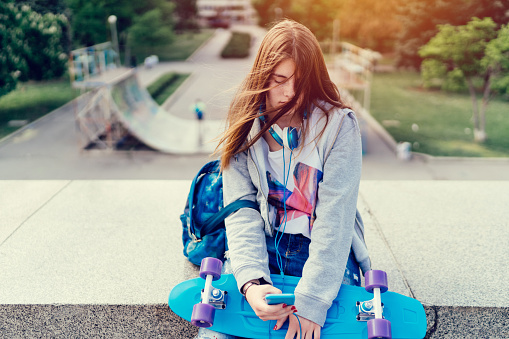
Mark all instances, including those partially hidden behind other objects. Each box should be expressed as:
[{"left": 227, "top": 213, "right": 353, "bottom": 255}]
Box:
[{"left": 181, "top": 160, "right": 259, "bottom": 265}]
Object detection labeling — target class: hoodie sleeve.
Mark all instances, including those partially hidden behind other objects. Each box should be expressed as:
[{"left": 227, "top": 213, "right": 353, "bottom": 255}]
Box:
[
  {"left": 293, "top": 111, "right": 362, "bottom": 326},
  {"left": 223, "top": 151, "right": 273, "bottom": 291}
]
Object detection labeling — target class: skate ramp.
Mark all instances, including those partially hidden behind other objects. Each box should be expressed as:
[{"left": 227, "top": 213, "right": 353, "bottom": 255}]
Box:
[
  {"left": 76, "top": 70, "right": 224, "bottom": 154},
  {"left": 110, "top": 73, "right": 224, "bottom": 154}
]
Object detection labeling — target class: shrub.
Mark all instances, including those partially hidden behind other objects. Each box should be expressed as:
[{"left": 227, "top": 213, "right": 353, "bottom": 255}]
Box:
[
  {"left": 18, "top": 8, "right": 69, "bottom": 81},
  {"left": 0, "top": 2, "right": 68, "bottom": 98},
  {"left": 221, "top": 32, "right": 251, "bottom": 58},
  {"left": 147, "top": 73, "right": 178, "bottom": 99},
  {"left": 129, "top": 9, "right": 175, "bottom": 53}
]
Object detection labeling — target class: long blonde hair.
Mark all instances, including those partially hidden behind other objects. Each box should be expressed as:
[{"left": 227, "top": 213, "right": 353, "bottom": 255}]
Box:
[{"left": 218, "top": 19, "right": 347, "bottom": 169}]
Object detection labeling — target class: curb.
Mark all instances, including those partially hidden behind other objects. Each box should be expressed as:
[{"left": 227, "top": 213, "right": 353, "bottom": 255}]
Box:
[{"left": 412, "top": 152, "right": 509, "bottom": 163}]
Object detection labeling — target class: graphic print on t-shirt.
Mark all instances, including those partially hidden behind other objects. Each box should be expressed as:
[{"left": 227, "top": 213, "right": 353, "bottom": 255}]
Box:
[{"left": 267, "top": 162, "right": 323, "bottom": 233}]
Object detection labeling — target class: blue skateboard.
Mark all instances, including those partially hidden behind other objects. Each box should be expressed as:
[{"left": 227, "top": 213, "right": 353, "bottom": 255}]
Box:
[{"left": 169, "top": 258, "right": 427, "bottom": 338}]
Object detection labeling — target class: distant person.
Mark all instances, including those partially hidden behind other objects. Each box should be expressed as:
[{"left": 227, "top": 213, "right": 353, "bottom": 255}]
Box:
[
  {"left": 196, "top": 19, "right": 370, "bottom": 339},
  {"left": 192, "top": 99, "right": 206, "bottom": 120},
  {"left": 190, "top": 99, "right": 206, "bottom": 146}
]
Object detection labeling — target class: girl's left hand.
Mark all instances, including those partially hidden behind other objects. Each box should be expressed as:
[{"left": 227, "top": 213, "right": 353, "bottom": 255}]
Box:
[{"left": 275, "top": 313, "right": 321, "bottom": 339}]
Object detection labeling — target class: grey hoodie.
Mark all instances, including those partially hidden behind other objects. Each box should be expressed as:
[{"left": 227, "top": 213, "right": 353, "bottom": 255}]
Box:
[{"left": 223, "top": 104, "right": 371, "bottom": 327}]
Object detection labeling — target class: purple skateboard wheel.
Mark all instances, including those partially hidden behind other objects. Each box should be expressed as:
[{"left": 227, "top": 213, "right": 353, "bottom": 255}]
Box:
[
  {"left": 191, "top": 303, "right": 215, "bottom": 327},
  {"left": 199, "top": 257, "right": 222, "bottom": 280},
  {"left": 367, "top": 318, "right": 392, "bottom": 339},
  {"left": 365, "top": 270, "right": 388, "bottom": 293}
]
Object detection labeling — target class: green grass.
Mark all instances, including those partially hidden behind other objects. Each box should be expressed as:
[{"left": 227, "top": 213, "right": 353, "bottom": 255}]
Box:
[
  {"left": 132, "top": 29, "right": 214, "bottom": 62},
  {"left": 221, "top": 32, "right": 251, "bottom": 58},
  {"left": 369, "top": 71, "right": 509, "bottom": 157},
  {"left": 0, "top": 80, "right": 77, "bottom": 139},
  {"left": 147, "top": 72, "right": 190, "bottom": 105}
]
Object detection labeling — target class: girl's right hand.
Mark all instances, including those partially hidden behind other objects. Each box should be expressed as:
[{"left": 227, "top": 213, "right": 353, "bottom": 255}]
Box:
[{"left": 245, "top": 284, "right": 296, "bottom": 322}]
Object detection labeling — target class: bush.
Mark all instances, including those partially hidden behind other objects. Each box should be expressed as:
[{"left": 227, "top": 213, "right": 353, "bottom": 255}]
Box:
[
  {"left": 129, "top": 9, "right": 175, "bottom": 53},
  {"left": 0, "top": 2, "right": 28, "bottom": 97},
  {"left": 146, "top": 72, "right": 190, "bottom": 105},
  {"left": 19, "top": 9, "right": 69, "bottom": 81},
  {"left": 0, "top": 2, "right": 68, "bottom": 97},
  {"left": 221, "top": 32, "right": 251, "bottom": 59},
  {"left": 147, "top": 73, "right": 178, "bottom": 99}
]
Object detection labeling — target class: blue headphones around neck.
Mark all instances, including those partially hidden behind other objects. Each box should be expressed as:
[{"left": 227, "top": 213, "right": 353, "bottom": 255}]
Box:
[{"left": 258, "top": 104, "right": 301, "bottom": 151}]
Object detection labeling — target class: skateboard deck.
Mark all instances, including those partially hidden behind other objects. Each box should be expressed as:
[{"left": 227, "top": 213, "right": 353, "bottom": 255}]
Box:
[{"left": 169, "top": 273, "right": 426, "bottom": 338}]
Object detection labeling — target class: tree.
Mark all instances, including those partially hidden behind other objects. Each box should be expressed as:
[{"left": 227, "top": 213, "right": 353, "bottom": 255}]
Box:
[
  {"left": 0, "top": 2, "right": 26, "bottom": 97},
  {"left": 128, "top": 8, "right": 175, "bottom": 51},
  {"left": 419, "top": 18, "right": 499, "bottom": 142},
  {"left": 336, "top": 0, "right": 403, "bottom": 52},
  {"left": 66, "top": 0, "right": 176, "bottom": 51},
  {"left": 290, "top": 0, "right": 337, "bottom": 41},
  {"left": 396, "top": 0, "right": 509, "bottom": 69},
  {"left": 0, "top": 2, "right": 68, "bottom": 97},
  {"left": 17, "top": 0, "right": 68, "bottom": 15},
  {"left": 482, "top": 24, "right": 509, "bottom": 98},
  {"left": 252, "top": 0, "right": 292, "bottom": 28},
  {"left": 17, "top": 0, "right": 71, "bottom": 54},
  {"left": 18, "top": 8, "right": 69, "bottom": 80},
  {"left": 172, "top": 0, "right": 198, "bottom": 31},
  {"left": 66, "top": 0, "right": 107, "bottom": 47},
  {"left": 252, "top": 0, "right": 403, "bottom": 52}
]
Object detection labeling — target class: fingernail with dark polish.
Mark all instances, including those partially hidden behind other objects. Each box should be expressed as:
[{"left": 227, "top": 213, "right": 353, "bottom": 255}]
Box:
[
  {"left": 282, "top": 303, "right": 287, "bottom": 308},
  {"left": 291, "top": 306, "right": 296, "bottom": 310},
  {"left": 273, "top": 325, "right": 278, "bottom": 331}
]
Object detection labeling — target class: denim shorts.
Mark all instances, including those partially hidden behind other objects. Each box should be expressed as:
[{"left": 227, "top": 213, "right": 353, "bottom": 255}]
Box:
[{"left": 265, "top": 231, "right": 361, "bottom": 286}]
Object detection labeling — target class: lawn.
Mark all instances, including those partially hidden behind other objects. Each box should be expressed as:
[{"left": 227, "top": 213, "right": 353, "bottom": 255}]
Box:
[
  {"left": 369, "top": 71, "right": 509, "bottom": 157},
  {"left": 0, "top": 80, "right": 77, "bottom": 139},
  {"left": 131, "top": 29, "right": 214, "bottom": 62},
  {"left": 147, "top": 72, "right": 190, "bottom": 105}
]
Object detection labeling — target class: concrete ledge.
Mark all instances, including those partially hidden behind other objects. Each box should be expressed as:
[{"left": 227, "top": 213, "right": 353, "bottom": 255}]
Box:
[
  {"left": 424, "top": 306, "right": 509, "bottom": 338},
  {"left": 0, "top": 180, "right": 507, "bottom": 337},
  {"left": 1, "top": 305, "right": 507, "bottom": 338},
  {"left": 0, "top": 304, "right": 196, "bottom": 338}
]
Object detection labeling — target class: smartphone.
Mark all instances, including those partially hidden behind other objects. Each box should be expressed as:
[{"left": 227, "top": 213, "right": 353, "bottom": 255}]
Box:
[{"left": 265, "top": 293, "right": 295, "bottom": 305}]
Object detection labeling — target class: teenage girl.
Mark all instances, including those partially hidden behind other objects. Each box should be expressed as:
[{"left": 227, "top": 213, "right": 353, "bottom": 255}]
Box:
[{"left": 200, "top": 19, "right": 371, "bottom": 339}]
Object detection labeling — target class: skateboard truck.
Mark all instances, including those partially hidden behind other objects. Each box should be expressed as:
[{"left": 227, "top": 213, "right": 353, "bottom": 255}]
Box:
[
  {"left": 191, "top": 257, "right": 224, "bottom": 327},
  {"left": 356, "top": 299, "right": 385, "bottom": 321},
  {"left": 358, "top": 270, "right": 393, "bottom": 339},
  {"left": 201, "top": 287, "right": 227, "bottom": 309}
]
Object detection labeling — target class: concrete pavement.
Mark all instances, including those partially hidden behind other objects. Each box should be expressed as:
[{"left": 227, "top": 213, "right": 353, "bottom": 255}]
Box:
[
  {"left": 0, "top": 180, "right": 507, "bottom": 338},
  {"left": 0, "top": 25, "right": 508, "bottom": 338}
]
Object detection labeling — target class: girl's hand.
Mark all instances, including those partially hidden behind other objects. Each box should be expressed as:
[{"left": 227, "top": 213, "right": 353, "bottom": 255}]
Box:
[
  {"left": 279, "top": 314, "right": 321, "bottom": 339},
  {"left": 245, "top": 284, "right": 296, "bottom": 322}
]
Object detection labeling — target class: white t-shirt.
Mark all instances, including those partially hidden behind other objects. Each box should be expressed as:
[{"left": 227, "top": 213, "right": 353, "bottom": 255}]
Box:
[{"left": 262, "top": 117, "right": 324, "bottom": 239}]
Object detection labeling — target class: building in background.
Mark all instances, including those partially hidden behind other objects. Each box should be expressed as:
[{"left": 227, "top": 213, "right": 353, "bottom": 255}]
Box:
[{"left": 197, "top": 0, "right": 257, "bottom": 27}]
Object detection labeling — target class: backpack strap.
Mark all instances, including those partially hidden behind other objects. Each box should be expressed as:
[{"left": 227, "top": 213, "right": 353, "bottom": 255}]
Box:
[{"left": 199, "top": 200, "right": 259, "bottom": 237}]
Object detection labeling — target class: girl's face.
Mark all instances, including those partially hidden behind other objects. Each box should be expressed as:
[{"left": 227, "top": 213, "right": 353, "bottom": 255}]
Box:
[{"left": 266, "top": 59, "right": 298, "bottom": 114}]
